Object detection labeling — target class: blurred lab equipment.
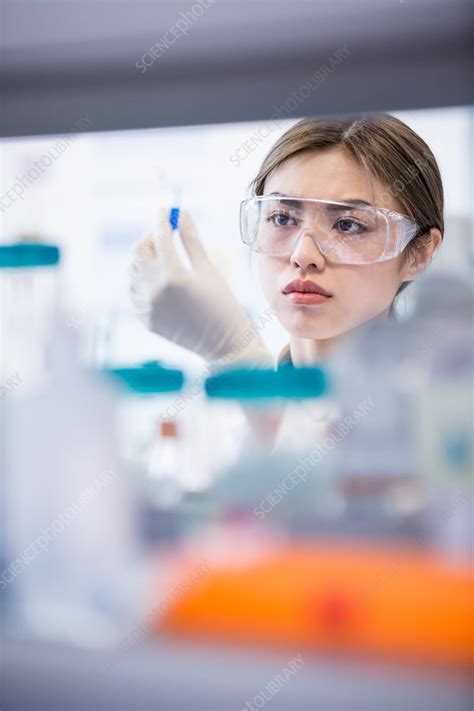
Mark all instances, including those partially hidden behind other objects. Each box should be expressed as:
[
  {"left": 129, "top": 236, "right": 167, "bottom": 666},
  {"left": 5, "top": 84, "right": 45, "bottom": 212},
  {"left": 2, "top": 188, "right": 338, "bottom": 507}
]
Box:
[
  {"left": 153, "top": 534, "right": 473, "bottom": 670},
  {"left": 0, "top": 241, "right": 59, "bottom": 633},
  {"left": 129, "top": 209, "right": 272, "bottom": 367},
  {"left": 329, "top": 273, "right": 473, "bottom": 555},
  {"left": 2, "top": 316, "right": 143, "bottom": 647},
  {"left": 329, "top": 316, "right": 426, "bottom": 542},
  {"left": 144, "top": 305, "right": 474, "bottom": 671},
  {"left": 106, "top": 361, "right": 188, "bottom": 540},
  {"left": 106, "top": 361, "right": 226, "bottom": 543},
  {"left": 410, "top": 272, "right": 474, "bottom": 565},
  {"left": 105, "top": 362, "right": 184, "bottom": 467},
  {"left": 203, "top": 364, "right": 348, "bottom": 535},
  {"left": 0, "top": 241, "right": 61, "bottom": 395},
  {"left": 203, "top": 357, "right": 416, "bottom": 539},
  {"left": 330, "top": 272, "right": 474, "bottom": 561},
  {"left": 412, "top": 272, "right": 473, "bottom": 485}
]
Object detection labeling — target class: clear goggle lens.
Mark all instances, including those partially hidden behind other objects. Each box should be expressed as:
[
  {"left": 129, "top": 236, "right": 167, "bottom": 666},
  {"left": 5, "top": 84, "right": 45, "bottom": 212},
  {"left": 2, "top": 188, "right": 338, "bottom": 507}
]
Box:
[{"left": 240, "top": 197, "right": 419, "bottom": 265}]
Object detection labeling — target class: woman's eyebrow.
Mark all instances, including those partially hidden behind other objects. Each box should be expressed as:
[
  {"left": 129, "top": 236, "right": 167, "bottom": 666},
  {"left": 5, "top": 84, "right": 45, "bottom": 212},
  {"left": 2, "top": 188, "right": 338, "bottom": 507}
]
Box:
[
  {"left": 266, "top": 192, "right": 372, "bottom": 208},
  {"left": 266, "top": 191, "right": 304, "bottom": 207},
  {"left": 324, "top": 200, "right": 373, "bottom": 211}
]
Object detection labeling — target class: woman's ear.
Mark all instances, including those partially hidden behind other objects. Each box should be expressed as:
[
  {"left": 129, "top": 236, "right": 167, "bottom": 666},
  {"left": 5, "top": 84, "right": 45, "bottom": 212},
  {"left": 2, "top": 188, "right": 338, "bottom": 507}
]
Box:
[{"left": 400, "top": 227, "right": 443, "bottom": 283}]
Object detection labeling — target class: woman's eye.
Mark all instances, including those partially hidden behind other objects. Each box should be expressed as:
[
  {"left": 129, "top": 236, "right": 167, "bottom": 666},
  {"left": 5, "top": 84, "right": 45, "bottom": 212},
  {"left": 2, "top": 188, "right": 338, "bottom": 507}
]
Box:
[
  {"left": 267, "top": 211, "right": 296, "bottom": 227},
  {"left": 335, "top": 218, "right": 367, "bottom": 235}
]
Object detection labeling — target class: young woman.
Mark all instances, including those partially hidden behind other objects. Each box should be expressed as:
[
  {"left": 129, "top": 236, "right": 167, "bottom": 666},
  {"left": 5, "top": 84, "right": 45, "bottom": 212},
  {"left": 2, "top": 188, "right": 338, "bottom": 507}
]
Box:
[{"left": 129, "top": 114, "right": 443, "bottom": 369}]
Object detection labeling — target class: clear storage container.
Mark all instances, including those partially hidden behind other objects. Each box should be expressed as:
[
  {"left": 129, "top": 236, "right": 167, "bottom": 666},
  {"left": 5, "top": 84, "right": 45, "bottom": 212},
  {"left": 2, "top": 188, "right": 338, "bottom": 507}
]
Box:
[{"left": 0, "top": 242, "right": 60, "bottom": 396}]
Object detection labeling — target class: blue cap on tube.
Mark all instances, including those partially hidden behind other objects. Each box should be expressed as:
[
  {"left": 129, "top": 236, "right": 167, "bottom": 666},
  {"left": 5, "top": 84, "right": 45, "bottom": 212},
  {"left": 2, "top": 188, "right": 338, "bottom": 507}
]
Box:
[{"left": 169, "top": 207, "right": 180, "bottom": 231}]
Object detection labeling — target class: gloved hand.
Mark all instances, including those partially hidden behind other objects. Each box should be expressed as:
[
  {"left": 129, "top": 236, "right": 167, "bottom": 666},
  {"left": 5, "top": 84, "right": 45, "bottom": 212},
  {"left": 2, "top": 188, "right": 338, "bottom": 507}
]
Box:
[{"left": 129, "top": 209, "right": 273, "bottom": 367}]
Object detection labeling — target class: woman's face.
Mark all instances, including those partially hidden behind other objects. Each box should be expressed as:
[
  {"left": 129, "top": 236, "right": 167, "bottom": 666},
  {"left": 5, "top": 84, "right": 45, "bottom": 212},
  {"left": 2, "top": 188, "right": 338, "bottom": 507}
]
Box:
[{"left": 258, "top": 148, "right": 415, "bottom": 340}]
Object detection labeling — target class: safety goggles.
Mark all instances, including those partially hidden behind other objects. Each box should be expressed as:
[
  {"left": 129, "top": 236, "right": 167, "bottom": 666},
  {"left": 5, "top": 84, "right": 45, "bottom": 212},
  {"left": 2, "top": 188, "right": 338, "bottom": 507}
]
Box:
[{"left": 240, "top": 196, "right": 420, "bottom": 265}]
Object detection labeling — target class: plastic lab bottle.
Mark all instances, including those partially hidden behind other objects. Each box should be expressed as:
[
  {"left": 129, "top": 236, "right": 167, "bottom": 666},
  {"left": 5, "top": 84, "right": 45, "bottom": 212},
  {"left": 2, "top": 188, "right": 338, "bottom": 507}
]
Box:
[
  {"left": 0, "top": 241, "right": 61, "bottom": 396},
  {"left": 105, "top": 362, "right": 194, "bottom": 539},
  {"left": 2, "top": 316, "right": 142, "bottom": 646}
]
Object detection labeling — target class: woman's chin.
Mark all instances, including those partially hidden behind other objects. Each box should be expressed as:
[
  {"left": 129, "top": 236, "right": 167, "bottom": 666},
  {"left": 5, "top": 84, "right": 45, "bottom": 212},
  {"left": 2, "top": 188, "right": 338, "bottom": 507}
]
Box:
[
  {"left": 286, "top": 323, "right": 338, "bottom": 340},
  {"left": 280, "top": 311, "right": 339, "bottom": 340}
]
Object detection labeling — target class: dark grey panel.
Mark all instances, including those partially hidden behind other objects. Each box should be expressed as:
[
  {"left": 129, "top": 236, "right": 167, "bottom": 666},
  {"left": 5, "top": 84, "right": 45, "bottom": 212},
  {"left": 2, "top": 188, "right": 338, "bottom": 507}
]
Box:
[
  {"left": 2, "top": 637, "right": 473, "bottom": 710},
  {"left": 0, "top": 0, "right": 472, "bottom": 137}
]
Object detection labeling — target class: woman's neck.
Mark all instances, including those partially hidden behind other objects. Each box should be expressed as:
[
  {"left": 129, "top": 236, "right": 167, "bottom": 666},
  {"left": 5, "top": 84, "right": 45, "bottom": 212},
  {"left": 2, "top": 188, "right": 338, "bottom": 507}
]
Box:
[
  {"left": 289, "top": 305, "right": 392, "bottom": 366},
  {"left": 289, "top": 335, "right": 344, "bottom": 365}
]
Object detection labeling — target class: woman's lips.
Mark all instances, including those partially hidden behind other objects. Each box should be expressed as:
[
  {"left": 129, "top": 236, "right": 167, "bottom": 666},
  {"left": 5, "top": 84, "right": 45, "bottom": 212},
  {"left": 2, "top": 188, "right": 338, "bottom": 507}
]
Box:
[
  {"left": 285, "top": 292, "right": 332, "bottom": 305},
  {"left": 282, "top": 279, "right": 333, "bottom": 305}
]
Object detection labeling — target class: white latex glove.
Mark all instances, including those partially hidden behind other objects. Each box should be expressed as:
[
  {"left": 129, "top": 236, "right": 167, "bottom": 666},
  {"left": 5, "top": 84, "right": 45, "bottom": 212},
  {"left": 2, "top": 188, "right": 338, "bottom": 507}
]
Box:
[{"left": 129, "top": 209, "right": 273, "bottom": 367}]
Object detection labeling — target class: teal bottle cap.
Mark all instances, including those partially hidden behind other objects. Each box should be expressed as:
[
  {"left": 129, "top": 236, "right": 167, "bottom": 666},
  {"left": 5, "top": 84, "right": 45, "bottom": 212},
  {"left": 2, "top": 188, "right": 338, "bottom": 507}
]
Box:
[
  {"left": 105, "top": 360, "right": 184, "bottom": 394},
  {"left": 205, "top": 364, "right": 328, "bottom": 400},
  {"left": 0, "top": 242, "right": 61, "bottom": 268}
]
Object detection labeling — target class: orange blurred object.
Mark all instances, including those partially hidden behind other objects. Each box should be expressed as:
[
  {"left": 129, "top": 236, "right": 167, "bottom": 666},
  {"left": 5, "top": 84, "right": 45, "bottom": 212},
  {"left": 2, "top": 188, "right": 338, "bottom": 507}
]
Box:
[{"left": 150, "top": 537, "right": 474, "bottom": 669}]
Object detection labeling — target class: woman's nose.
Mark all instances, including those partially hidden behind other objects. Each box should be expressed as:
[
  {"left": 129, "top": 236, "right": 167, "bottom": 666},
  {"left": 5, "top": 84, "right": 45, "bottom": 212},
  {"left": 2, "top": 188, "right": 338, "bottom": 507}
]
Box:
[{"left": 290, "top": 229, "right": 326, "bottom": 271}]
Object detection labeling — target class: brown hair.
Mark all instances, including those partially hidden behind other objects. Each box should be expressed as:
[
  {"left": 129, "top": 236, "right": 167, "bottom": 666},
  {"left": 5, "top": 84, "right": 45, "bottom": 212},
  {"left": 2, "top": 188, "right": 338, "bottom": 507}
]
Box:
[{"left": 250, "top": 114, "right": 444, "bottom": 300}]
